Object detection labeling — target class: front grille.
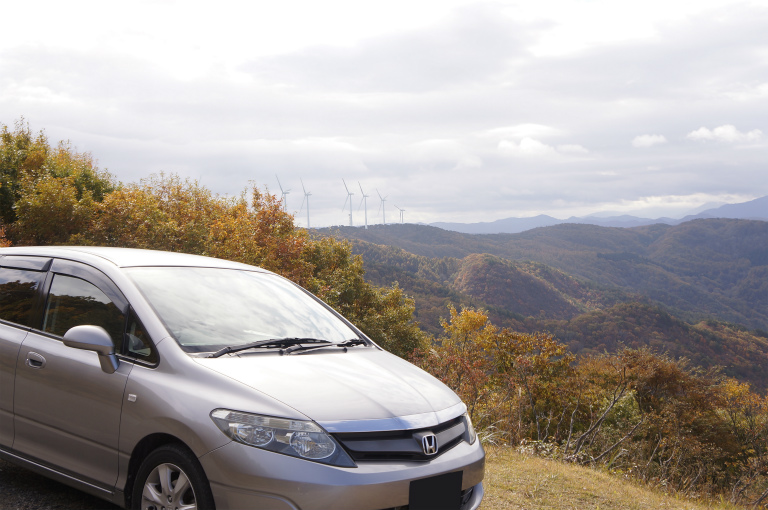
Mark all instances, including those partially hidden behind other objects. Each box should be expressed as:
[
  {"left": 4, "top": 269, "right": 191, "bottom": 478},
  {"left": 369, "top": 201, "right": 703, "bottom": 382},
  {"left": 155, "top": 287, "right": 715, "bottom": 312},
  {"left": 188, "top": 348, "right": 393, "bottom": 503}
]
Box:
[{"left": 333, "top": 415, "right": 467, "bottom": 462}]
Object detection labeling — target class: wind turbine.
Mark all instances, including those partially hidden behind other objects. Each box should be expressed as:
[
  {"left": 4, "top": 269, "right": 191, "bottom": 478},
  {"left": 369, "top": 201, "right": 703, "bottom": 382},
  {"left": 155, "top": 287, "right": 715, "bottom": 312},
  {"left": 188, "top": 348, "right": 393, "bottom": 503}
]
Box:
[
  {"left": 275, "top": 175, "right": 290, "bottom": 212},
  {"left": 377, "top": 189, "right": 388, "bottom": 224},
  {"left": 299, "top": 178, "right": 312, "bottom": 229},
  {"left": 358, "top": 182, "right": 370, "bottom": 229},
  {"left": 342, "top": 178, "right": 354, "bottom": 226},
  {"left": 394, "top": 204, "right": 405, "bottom": 224}
]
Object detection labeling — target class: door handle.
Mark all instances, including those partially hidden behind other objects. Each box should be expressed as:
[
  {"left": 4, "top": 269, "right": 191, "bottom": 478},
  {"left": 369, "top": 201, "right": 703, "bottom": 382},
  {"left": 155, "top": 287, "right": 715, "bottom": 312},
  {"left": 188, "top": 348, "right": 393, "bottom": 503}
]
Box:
[{"left": 26, "top": 352, "right": 46, "bottom": 369}]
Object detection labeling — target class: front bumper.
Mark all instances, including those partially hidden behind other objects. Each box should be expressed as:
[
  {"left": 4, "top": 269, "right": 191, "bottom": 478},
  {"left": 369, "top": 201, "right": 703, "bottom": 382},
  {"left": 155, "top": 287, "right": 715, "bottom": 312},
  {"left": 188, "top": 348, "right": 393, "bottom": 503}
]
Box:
[{"left": 199, "top": 436, "right": 485, "bottom": 510}]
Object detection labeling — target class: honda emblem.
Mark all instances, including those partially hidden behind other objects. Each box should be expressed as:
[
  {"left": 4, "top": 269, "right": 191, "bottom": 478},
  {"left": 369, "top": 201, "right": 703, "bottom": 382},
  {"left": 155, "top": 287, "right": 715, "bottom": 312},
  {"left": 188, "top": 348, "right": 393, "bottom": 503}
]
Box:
[{"left": 421, "top": 434, "right": 438, "bottom": 455}]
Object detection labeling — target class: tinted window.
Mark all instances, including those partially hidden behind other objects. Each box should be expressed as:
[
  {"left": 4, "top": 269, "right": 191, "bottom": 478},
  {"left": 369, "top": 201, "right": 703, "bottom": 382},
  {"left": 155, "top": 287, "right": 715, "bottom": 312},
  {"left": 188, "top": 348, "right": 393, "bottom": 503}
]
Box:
[
  {"left": 43, "top": 274, "right": 125, "bottom": 346},
  {"left": 0, "top": 268, "right": 45, "bottom": 326}
]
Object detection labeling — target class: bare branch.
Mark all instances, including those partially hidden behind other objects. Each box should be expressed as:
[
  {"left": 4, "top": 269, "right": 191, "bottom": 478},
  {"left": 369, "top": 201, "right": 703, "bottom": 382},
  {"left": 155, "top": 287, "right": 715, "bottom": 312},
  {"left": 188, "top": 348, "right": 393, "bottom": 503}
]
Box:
[
  {"left": 591, "top": 418, "right": 644, "bottom": 464},
  {"left": 568, "top": 381, "right": 629, "bottom": 458}
]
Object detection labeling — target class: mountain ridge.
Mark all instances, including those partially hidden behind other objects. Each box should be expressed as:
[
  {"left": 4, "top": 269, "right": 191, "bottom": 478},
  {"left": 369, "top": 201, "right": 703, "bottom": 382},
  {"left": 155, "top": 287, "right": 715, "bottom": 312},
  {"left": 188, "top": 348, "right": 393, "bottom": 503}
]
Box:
[
  {"left": 430, "top": 195, "right": 768, "bottom": 234},
  {"left": 319, "top": 218, "right": 768, "bottom": 387}
]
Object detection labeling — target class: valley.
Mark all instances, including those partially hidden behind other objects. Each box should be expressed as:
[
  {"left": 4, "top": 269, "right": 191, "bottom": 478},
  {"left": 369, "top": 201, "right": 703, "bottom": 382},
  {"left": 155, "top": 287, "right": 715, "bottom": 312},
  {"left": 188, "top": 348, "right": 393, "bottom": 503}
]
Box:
[{"left": 319, "top": 218, "right": 768, "bottom": 388}]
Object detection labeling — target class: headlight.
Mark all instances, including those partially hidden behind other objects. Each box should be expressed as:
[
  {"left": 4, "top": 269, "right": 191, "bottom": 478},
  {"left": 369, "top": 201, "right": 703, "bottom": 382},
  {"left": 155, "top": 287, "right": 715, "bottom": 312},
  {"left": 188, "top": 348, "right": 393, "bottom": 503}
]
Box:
[
  {"left": 210, "top": 409, "right": 355, "bottom": 467},
  {"left": 463, "top": 413, "right": 477, "bottom": 444}
]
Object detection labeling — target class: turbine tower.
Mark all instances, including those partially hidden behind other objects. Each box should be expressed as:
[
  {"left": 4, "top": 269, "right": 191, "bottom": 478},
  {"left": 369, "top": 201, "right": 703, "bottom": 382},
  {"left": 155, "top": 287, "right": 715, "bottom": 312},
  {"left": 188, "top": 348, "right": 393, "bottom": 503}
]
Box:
[
  {"left": 342, "top": 178, "right": 354, "bottom": 226},
  {"left": 358, "top": 182, "right": 370, "bottom": 229},
  {"left": 376, "top": 189, "right": 388, "bottom": 224},
  {"left": 394, "top": 204, "right": 405, "bottom": 224},
  {"left": 299, "top": 178, "right": 312, "bottom": 229},
  {"left": 275, "top": 175, "right": 290, "bottom": 212}
]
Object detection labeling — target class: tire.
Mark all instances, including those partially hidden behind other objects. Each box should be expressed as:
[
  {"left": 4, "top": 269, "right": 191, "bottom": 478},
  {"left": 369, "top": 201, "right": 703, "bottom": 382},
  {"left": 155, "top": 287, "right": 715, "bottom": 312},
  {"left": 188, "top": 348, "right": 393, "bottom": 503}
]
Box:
[{"left": 132, "top": 443, "right": 216, "bottom": 510}]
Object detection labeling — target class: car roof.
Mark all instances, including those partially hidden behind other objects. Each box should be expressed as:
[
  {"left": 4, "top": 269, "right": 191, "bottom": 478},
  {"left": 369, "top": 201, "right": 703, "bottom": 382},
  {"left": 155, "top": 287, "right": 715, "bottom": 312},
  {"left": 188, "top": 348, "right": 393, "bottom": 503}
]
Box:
[{"left": 0, "top": 246, "right": 263, "bottom": 271}]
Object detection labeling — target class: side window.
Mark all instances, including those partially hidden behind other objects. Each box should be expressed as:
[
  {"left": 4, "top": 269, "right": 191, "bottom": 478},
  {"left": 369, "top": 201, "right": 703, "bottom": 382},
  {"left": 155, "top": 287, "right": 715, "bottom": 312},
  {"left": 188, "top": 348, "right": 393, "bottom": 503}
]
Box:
[
  {"left": 125, "top": 309, "right": 158, "bottom": 364},
  {"left": 0, "top": 268, "right": 46, "bottom": 327},
  {"left": 43, "top": 274, "right": 125, "bottom": 347}
]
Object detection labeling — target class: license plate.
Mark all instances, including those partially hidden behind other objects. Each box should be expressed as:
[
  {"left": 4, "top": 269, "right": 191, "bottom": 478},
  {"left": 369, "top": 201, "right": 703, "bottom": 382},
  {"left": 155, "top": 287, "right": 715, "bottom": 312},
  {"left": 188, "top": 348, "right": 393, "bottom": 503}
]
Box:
[{"left": 409, "top": 471, "right": 463, "bottom": 510}]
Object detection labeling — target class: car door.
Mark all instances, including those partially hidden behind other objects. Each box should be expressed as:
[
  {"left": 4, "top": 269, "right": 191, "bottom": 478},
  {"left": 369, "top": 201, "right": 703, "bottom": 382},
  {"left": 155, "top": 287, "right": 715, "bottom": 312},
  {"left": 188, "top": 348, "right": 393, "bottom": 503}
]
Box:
[
  {"left": 13, "top": 258, "right": 133, "bottom": 489},
  {"left": 0, "top": 256, "right": 50, "bottom": 448}
]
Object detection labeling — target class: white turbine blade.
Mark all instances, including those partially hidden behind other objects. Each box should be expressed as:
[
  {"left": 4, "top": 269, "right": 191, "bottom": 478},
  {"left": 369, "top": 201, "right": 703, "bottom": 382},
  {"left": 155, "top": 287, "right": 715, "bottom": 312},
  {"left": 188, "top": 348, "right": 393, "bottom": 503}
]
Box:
[
  {"left": 299, "top": 195, "right": 306, "bottom": 213},
  {"left": 342, "top": 178, "right": 350, "bottom": 194},
  {"left": 276, "top": 174, "right": 284, "bottom": 194},
  {"left": 300, "top": 178, "right": 307, "bottom": 195}
]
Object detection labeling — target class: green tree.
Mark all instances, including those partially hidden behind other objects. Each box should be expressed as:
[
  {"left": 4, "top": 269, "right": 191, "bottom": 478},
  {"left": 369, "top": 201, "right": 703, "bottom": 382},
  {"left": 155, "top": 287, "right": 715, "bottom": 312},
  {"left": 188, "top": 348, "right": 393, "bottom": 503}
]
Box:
[
  {"left": 0, "top": 118, "right": 49, "bottom": 224},
  {"left": 17, "top": 169, "right": 425, "bottom": 359},
  {"left": 1, "top": 118, "right": 115, "bottom": 238},
  {"left": 410, "top": 306, "right": 498, "bottom": 426},
  {"left": 304, "top": 236, "right": 427, "bottom": 357},
  {"left": 15, "top": 175, "right": 95, "bottom": 245}
]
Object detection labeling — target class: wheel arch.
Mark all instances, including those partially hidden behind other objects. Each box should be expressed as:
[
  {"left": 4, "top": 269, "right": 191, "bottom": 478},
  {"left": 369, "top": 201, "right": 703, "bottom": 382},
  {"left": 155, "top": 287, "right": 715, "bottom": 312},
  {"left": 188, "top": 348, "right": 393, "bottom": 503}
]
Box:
[{"left": 123, "top": 433, "right": 193, "bottom": 508}]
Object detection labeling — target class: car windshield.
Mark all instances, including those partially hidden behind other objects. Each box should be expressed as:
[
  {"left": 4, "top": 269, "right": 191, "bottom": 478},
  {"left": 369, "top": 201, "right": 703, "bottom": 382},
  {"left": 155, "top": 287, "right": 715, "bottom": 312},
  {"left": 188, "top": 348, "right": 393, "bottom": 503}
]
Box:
[{"left": 125, "top": 267, "right": 358, "bottom": 353}]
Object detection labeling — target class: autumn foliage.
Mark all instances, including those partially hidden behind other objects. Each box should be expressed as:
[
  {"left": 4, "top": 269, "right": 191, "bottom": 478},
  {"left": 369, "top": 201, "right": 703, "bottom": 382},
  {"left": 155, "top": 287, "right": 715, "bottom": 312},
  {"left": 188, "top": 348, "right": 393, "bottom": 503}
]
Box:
[
  {"left": 0, "top": 120, "right": 425, "bottom": 357},
  {"left": 411, "top": 305, "right": 768, "bottom": 506},
  {"left": 6, "top": 119, "right": 768, "bottom": 505}
]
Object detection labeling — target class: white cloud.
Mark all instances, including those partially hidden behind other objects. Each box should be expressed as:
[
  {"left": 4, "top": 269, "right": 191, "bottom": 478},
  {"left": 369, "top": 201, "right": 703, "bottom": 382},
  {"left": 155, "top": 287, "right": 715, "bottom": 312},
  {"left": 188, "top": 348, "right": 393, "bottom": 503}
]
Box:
[
  {"left": 604, "top": 193, "right": 757, "bottom": 217},
  {"left": 687, "top": 125, "right": 763, "bottom": 143},
  {"left": 482, "top": 124, "right": 565, "bottom": 139},
  {"left": 518, "top": 138, "right": 556, "bottom": 156},
  {"left": 404, "top": 138, "right": 483, "bottom": 170},
  {"left": 454, "top": 155, "right": 483, "bottom": 170},
  {"left": 408, "top": 138, "right": 465, "bottom": 157},
  {"left": 247, "top": 5, "right": 529, "bottom": 94},
  {"left": 723, "top": 83, "right": 768, "bottom": 101},
  {"left": 498, "top": 137, "right": 557, "bottom": 157},
  {"left": 557, "top": 144, "right": 589, "bottom": 154},
  {"left": 632, "top": 134, "right": 667, "bottom": 148},
  {"left": 498, "top": 138, "right": 589, "bottom": 157},
  {"left": 2, "top": 0, "right": 768, "bottom": 225}
]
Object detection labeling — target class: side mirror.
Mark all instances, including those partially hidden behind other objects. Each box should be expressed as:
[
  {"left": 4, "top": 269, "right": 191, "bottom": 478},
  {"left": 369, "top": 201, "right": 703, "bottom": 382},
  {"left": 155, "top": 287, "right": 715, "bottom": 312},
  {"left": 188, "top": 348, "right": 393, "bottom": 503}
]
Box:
[{"left": 63, "top": 325, "right": 119, "bottom": 374}]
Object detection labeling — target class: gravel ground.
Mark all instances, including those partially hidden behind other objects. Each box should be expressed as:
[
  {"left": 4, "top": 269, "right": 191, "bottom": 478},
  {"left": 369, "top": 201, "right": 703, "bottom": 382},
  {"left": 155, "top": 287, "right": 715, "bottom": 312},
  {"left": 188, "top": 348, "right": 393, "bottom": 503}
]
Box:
[{"left": 0, "top": 459, "right": 120, "bottom": 510}]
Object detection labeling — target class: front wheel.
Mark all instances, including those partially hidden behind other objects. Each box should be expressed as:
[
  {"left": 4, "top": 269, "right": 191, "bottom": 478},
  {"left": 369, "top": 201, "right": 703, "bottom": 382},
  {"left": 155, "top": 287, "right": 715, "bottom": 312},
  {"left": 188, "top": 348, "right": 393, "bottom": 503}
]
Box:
[{"left": 132, "top": 443, "right": 216, "bottom": 510}]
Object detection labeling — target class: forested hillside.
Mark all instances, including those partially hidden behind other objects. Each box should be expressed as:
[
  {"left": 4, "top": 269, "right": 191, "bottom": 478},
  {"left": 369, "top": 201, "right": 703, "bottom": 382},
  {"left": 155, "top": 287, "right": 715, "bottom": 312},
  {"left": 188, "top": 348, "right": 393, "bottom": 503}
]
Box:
[
  {"left": 320, "top": 222, "right": 768, "bottom": 389},
  {"left": 322, "top": 221, "right": 768, "bottom": 330}
]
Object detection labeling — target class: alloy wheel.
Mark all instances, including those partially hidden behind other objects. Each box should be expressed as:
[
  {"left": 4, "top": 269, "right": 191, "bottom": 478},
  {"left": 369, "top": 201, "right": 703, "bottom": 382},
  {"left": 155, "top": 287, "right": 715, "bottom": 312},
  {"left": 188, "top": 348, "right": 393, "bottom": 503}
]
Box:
[{"left": 141, "top": 462, "right": 197, "bottom": 510}]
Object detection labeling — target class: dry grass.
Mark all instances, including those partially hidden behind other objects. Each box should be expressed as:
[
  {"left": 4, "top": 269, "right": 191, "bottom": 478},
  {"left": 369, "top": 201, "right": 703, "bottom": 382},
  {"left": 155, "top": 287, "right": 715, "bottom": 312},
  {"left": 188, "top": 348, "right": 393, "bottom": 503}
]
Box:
[
  {"left": 0, "top": 447, "right": 746, "bottom": 509},
  {"left": 482, "top": 447, "right": 742, "bottom": 510}
]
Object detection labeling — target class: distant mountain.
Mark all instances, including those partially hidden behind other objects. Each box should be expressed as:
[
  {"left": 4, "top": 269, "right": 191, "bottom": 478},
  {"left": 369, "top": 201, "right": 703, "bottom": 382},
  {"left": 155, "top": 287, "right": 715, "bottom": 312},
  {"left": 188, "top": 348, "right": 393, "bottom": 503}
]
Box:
[
  {"left": 319, "top": 219, "right": 768, "bottom": 388},
  {"left": 683, "top": 195, "right": 768, "bottom": 221},
  {"left": 319, "top": 218, "right": 768, "bottom": 331},
  {"left": 431, "top": 214, "right": 562, "bottom": 234},
  {"left": 565, "top": 214, "right": 678, "bottom": 229},
  {"left": 429, "top": 196, "right": 768, "bottom": 234}
]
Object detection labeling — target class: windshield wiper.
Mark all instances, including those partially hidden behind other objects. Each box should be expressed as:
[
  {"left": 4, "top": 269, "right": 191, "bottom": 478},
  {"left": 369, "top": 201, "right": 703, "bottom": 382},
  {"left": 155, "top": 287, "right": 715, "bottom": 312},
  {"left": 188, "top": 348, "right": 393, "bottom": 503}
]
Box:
[
  {"left": 207, "top": 338, "right": 331, "bottom": 358},
  {"left": 282, "top": 338, "right": 368, "bottom": 355}
]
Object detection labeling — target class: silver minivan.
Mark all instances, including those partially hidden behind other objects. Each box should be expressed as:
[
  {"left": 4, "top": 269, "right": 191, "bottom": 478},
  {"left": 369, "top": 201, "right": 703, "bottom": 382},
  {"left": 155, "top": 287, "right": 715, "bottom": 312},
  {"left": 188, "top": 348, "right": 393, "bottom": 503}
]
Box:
[{"left": 0, "top": 246, "right": 485, "bottom": 509}]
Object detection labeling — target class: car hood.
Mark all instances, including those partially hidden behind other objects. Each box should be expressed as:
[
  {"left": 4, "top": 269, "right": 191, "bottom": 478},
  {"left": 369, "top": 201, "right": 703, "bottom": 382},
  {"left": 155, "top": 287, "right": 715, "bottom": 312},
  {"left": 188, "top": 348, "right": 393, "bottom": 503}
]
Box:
[{"left": 193, "top": 348, "right": 461, "bottom": 429}]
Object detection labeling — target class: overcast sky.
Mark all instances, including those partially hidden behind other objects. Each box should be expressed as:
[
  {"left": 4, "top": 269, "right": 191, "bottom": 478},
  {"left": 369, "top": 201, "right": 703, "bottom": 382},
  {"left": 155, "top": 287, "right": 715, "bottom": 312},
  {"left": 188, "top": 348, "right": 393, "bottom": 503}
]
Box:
[{"left": 1, "top": 0, "right": 766, "bottom": 227}]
